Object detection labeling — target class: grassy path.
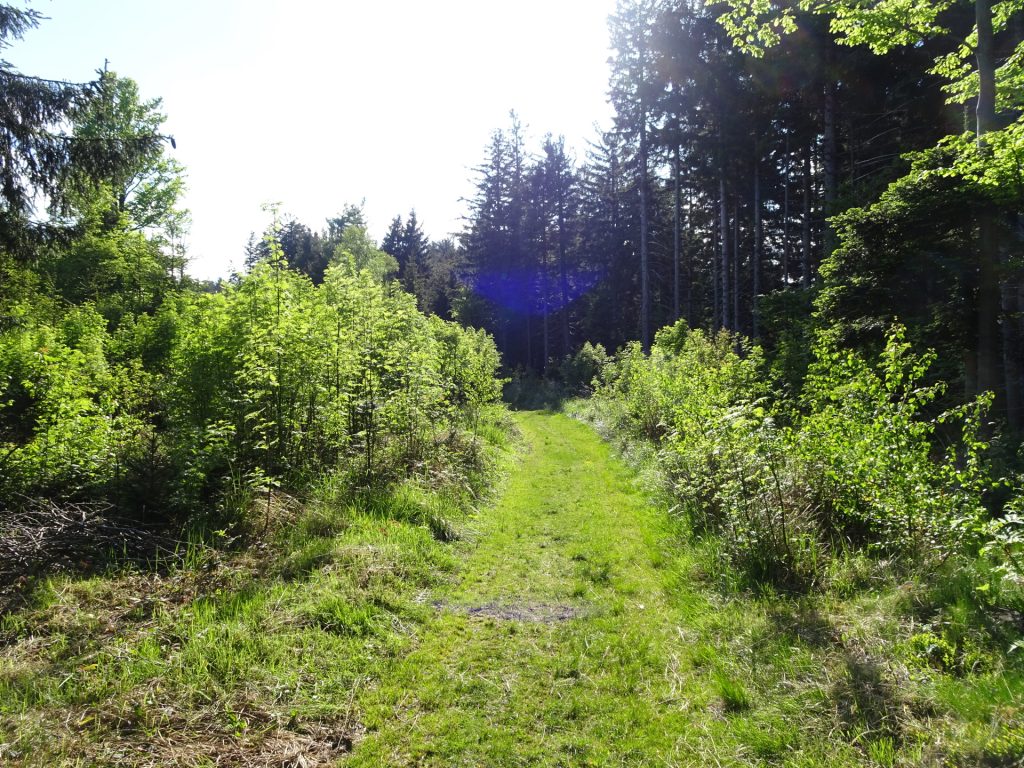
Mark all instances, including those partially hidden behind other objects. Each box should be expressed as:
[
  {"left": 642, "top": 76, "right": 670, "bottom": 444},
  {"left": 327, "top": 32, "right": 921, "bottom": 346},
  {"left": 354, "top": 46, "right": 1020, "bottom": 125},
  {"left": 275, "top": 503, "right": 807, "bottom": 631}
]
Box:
[
  {"left": 5, "top": 410, "right": 1014, "bottom": 765},
  {"left": 348, "top": 410, "right": 695, "bottom": 766}
]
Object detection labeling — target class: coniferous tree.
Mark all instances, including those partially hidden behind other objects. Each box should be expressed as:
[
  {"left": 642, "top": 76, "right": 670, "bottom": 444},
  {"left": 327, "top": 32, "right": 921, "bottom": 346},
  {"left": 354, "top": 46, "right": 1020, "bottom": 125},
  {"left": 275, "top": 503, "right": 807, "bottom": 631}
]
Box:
[
  {"left": 0, "top": 7, "right": 168, "bottom": 256},
  {"left": 609, "top": 0, "right": 661, "bottom": 350},
  {"left": 400, "top": 210, "right": 429, "bottom": 300}
]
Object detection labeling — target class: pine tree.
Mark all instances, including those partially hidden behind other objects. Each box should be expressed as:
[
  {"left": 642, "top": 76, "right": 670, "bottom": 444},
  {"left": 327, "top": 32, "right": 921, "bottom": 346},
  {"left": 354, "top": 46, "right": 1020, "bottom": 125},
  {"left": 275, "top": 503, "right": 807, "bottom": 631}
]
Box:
[{"left": 401, "top": 210, "right": 429, "bottom": 300}]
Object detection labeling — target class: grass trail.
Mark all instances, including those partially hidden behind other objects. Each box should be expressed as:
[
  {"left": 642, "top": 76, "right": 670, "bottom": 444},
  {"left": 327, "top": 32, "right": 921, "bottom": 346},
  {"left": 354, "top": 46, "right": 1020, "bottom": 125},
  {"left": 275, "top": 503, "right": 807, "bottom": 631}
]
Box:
[
  {"left": 348, "top": 410, "right": 695, "bottom": 765},
  {"left": 349, "top": 411, "right": 1022, "bottom": 766},
  {"left": 5, "top": 410, "right": 1016, "bottom": 765}
]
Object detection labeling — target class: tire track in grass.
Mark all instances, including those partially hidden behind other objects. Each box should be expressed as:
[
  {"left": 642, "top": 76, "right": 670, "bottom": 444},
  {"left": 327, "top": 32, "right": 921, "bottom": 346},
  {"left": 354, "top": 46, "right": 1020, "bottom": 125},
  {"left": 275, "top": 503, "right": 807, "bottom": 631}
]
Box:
[{"left": 346, "top": 411, "right": 694, "bottom": 767}]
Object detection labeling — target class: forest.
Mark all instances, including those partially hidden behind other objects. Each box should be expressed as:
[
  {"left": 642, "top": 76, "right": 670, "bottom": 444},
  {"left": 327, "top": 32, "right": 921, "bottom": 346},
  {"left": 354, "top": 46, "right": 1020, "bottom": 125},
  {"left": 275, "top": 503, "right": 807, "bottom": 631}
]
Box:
[{"left": 1, "top": 0, "right": 1024, "bottom": 766}]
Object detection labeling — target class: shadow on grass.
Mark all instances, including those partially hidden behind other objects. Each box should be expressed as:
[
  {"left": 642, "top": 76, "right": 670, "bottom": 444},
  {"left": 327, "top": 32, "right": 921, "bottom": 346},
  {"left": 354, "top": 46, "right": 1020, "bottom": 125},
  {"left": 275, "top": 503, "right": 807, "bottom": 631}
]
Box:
[
  {"left": 765, "top": 603, "right": 839, "bottom": 649},
  {"left": 829, "top": 648, "right": 932, "bottom": 760},
  {"left": 0, "top": 499, "right": 198, "bottom": 614}
]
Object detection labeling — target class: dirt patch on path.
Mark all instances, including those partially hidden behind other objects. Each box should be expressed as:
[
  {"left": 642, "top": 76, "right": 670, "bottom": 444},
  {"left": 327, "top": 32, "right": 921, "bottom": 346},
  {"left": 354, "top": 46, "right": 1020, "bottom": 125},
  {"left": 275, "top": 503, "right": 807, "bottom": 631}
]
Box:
[{"left": 435, "top": 601, "right": 583, "bottom": 622}]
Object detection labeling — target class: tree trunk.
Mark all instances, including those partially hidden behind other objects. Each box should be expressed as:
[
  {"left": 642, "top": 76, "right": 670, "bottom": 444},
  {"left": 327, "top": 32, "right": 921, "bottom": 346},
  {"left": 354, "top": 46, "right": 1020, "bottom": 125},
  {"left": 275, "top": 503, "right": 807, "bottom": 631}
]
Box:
[
  {"left": 542, "top": 247, "right": 550, "bottom": 373},
  {"left": 673, "top": 137, "right": 682, "bottom": 322},
  {"left": 802, "top": 140, "right": 813, "bottom": 288},
  {"left": 713, "top": 203, "right": 720, "bottom": 332},
  {"left": 822, "top": 60, "right": 838, "bottom": 258},
  {"left": 733, "top": 202, "right": 740, "bottom": 334},
  {"left": 1000, "top": 212, "right": 1024, "bottom": 433},
  {"left": 975, "top": 0, "right": 1002, "bottom": 401},
  {"left": 686, "top": 187, "right": 694, "bottom": 326},
  {"left": 720, "top": 173, "right": 730, "bottom": 330},
  {"left": 1002, "top": 270, "right": 1023, "bottom": 432},
  {"left": 639, "top": 96, "right": 651, "bottom": 350},
  {"left": 557, "top": 181, "right": 571, "bottom": 358},
  {"left": 782, "top": 133, "right": 791, "bottom": 289},
  {"left": 525, "top": 313, "right": 532, "bottom": 372},
  {"left": 976, "top": 0, "right": 996, "bottom": 137},
  {"left": 752, "top": 149, "right": 762, "bottom": 339}
]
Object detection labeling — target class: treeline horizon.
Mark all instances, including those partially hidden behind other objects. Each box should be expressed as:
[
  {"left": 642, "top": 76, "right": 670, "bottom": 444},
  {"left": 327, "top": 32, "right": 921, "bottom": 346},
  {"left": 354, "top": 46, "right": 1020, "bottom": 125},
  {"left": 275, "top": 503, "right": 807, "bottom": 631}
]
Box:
[
  {"left": 252, "top": 0, "right": 1023, "bottom": 443},
  {"left": 0, "top": 4, "right": 505, "bottom": 532},
  {"left": 5, "top": 0, "right": 1024, "bottom": 525}
]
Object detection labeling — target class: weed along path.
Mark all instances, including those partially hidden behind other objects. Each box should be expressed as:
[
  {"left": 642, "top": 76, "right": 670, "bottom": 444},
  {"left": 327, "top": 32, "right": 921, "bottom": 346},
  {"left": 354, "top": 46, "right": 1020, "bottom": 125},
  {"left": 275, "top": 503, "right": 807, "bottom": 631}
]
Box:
[
  {"left": 347, "top": 410, "right": 697, "bottom": 766},
  {"left": 6, "top": 409, "right": 1007, "bottom": 766}
]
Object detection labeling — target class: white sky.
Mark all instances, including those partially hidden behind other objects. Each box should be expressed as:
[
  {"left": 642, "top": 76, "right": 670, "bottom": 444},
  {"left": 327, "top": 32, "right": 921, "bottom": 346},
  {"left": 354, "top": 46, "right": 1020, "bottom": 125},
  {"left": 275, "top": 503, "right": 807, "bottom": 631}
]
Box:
[{"left": 9, "top": 1, "right": 617, "bottom": 280}]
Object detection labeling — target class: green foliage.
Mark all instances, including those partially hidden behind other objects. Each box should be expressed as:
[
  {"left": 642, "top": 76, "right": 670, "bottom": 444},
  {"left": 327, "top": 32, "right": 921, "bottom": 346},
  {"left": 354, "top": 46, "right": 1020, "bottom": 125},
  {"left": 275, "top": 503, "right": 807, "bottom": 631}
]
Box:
[
  {"left": 597, "top": 322, "right": 765, "bottom": 446},
  {"left": 797, "top": 327, "right": 992, "bottom": 558},
  {"left": 0, "top": 303, "right": 150, "bottom": 499},
  {"left": 1, "top": 222, "right": 503, "bottom": 525},
  {"left": 556, "top": 341, "right": 610, "bottom": 396},
  {"left": 330, "top": 225, "right": 399, "bottom": 283},
  {"left": 592, "top": 322, "right": 1001, "bottom": 587},
  {"left": 502, "top": 343, "right": 610, "bottom": 410},
  {"left": 45, "top": 194, "right": 177, "bottom": 324},
  {"left": 716, "top": 0, "right": 1024, "bottom": 147},
  {"left": 907, "top": 631, "right": 958, "bottom": 672},
  {"left": 984, "top": 491, "right": 1024, "bottom": 584},
  {"left": 159, "top": 238, "right": 502, "bottom": 518},
  {"left": 756, "top": 289, "right": 815, "bottom": 396},
  {"left": 817, "top": 124, "right": 1024, "bottom": 379},
  {"left": 66, "top": 71, "right": 187, "bottom": 238}
]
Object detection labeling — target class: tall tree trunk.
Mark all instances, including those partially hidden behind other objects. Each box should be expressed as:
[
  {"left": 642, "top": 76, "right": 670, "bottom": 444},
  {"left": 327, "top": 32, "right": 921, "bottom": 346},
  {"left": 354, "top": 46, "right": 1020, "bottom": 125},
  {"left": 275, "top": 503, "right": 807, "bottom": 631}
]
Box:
[
  {"left": 998, "top": 210, "right": 1024, "bottom": 433},
  {"left": 733, "top": 203, "right": 740, "bottom": 334},
  {"left": 639, "top": 95, "right": 651, "bottom": 350},
  {"left": 1007, "top": 0, "right": 1024, "bottom": 429},
  {"left": 610, "top": 148, "right": 621, "bottom": 349},
  {"left": 752, "top": 149, "right": 762, "bottom": 339},
  {"left": 783, "top": 132, "right": 791, "bottom": 289},
  {"left": 1002, "top": 271, "right": 1023, "bottom": 432},
  {"left": 719, "top": 173, "right": 730, "bottom": 330},
  {"left": 686, "top": 187, "right": 694, "bottom": 326},
  {"left": 542, "top": 305, "right": 549, "bottom": 373},
  {"left": 713, "top": 203, "right": 720, "bottom": 332},
  {"left": 541, "top": 246, "right": 550, "bottom": 373},
  {"left": 975, "top": 0, "right": 1002, "bottom": 401},
  {"left": 524, "top": 314, "right": 531, "bottom": 372},
  {"left": 822, "top": 56, "right": 838, "bottom": 258},
  {"left": 733, "top": 205, "right": 741, "bottom": 335},
  {"left": 673, "top": 136, "right": 682, "bottom": 322},
  {"left": 557, "top": 183, "right": 571, "bottom": 358},
  {"left": 1016, "top": 274, "right": 1024, "bottom": 430},
  {"left": 801, "top": 140, "right": 813, "bottom": 288}
]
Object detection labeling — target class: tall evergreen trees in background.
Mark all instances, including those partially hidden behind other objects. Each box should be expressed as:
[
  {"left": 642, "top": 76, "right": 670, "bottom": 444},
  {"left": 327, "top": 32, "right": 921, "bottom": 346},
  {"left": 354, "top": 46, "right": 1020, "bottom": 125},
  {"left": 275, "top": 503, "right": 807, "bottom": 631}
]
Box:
[{"left": 451, "top": 0, "right": 1023, "bottom": 439}]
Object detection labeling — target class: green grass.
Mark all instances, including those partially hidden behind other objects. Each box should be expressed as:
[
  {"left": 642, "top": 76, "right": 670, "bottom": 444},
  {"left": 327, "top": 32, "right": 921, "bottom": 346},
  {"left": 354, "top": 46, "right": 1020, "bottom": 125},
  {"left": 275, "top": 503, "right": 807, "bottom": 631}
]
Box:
[{"left": 1, "top": 410, "right": 1021, "bottom": 766}]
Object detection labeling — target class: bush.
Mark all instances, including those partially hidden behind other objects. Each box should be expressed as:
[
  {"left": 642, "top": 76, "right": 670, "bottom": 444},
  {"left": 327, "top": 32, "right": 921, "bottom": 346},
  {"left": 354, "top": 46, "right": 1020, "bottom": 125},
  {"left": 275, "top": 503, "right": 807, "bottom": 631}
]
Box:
[
  {"left": 1, "top": 250, "right": 505, "bottom": 529},
  {"left": 0, "top": 303, "right": 152, "bottom": 500},
  {"left": 795, "top": 327, "right": 991, "bottom": 560},
  {"left": 163, "top": 259, "right": 504, "bottom": 516},
  {"left": 556, "top": 341, "right": 610, "bottom": 396},
  {"left": 591, "top": 322, "right": 998, "bottom": 588}
]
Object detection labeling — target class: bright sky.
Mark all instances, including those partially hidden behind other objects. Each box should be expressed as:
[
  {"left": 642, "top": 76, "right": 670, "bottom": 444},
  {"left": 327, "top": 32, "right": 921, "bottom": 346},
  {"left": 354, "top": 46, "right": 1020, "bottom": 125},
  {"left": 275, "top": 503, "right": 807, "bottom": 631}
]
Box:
[{"left": 9, "top": 1, "right": 618, "bottom": 280}]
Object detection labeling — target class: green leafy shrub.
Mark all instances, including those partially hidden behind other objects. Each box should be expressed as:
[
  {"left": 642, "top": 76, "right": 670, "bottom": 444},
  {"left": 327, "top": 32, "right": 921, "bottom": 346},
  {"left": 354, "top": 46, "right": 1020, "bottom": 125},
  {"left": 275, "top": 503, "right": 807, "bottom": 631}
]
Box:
[
  {"left": 1, "top": 231, "right": 504, "bottom": 532},
  {"left": 590, "top": 321, "right": 998, "bottom": 588},
  {"left": 557, "top": 341, "right": 610, "bottom": 396},
  {"left": 0, "top": 303, "right": 151, "bottom": 500},
  {"left": 161, "top": 253, "right": 503, "bottom": 519},
  {"left": 984, "top": 491, "right": 1024, "bottom": 587},
  {"left": 796, "top": 327, "right": 991, "bottom": 560},
  {"left": 907, "top": 631, "right": 957, "bottom": 672}
]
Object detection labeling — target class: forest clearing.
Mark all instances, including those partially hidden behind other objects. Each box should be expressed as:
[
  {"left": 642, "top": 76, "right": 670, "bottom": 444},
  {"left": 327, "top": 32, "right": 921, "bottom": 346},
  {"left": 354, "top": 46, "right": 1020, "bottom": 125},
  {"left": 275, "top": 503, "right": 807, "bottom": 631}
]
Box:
[{"left": 3, "top": 0, "right": 1024, "bottom": 765}]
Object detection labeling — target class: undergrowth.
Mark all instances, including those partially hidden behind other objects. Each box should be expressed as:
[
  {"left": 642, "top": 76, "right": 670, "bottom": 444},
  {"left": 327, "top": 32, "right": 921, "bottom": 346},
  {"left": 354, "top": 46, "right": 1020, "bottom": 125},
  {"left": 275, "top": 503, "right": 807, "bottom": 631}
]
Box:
[
  {"left": 563, "top": 323, "right": 1024, "bottom": 766},
  {"left": 0, "top": 406, "right": 515, "bottom": 767}
]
